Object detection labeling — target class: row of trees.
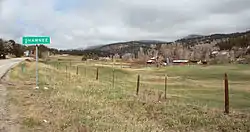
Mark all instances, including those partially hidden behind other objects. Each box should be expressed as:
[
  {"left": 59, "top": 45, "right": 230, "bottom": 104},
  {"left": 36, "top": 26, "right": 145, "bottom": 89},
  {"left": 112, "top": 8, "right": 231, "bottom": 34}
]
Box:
[
  {"left": 0, "top": 38, "right": 60, "bottom": 59},
  {"left": 216, "top": 35, "right": 250, "bottom": 50},
  {"left": 0, "top": 38, "right": 25, "bottom": 59}
]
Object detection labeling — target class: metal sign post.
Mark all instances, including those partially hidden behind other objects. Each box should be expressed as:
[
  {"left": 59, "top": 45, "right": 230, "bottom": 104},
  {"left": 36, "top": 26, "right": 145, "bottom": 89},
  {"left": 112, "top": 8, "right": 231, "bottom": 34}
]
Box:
[
  {"left": 35, "top": 44, "right": 39, "bottom": 89},
  {"left": 22, "top": 36, "right": 51, "bottom": 89}
]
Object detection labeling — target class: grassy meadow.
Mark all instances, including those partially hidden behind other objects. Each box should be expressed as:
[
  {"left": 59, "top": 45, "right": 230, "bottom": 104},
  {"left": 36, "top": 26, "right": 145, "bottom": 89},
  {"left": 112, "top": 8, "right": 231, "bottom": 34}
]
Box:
[{"left": 6, "top": 56, "right": 250, "bottom": 132}]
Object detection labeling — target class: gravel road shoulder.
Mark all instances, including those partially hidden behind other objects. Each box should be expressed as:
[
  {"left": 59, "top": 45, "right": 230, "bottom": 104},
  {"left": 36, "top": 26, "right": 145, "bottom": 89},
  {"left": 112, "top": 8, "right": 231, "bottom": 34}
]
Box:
[{"left": 0, "top": 71, "right": 20, "bottom": 132}]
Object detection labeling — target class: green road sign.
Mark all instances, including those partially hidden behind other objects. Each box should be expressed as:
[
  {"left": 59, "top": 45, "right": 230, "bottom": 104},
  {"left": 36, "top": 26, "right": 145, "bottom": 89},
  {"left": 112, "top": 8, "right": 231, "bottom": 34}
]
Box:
[{"left": 22, "top": 36, "right": 51, "bottom": 45}]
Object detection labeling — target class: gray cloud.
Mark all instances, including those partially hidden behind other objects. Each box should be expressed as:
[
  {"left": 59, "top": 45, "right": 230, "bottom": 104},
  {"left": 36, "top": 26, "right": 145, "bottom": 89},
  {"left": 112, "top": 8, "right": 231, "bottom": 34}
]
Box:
[
  {"left": 0, "top": 0, "right": 250, "bottom": 49},
  {"left": 207, "top": 0, "right": 250, "bottom": 14}
]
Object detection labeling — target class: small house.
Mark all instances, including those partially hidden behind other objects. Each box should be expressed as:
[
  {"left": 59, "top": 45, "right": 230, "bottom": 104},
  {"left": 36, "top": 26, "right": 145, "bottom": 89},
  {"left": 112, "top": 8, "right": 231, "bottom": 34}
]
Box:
[
  {"left": 172, "top": 60, "right": 189, "bottom": 65},
  {"left": 197, "top": 60, "right": 208, "bottom": 65},
  {"left": 146, "top": 57, "right": 157, "bottom": 64},
  {"left": 24, "top": 50, "right": 30, "bottom": 57},
  {"left": 99, "top": 57, "right": 111, "bottom": 61}
]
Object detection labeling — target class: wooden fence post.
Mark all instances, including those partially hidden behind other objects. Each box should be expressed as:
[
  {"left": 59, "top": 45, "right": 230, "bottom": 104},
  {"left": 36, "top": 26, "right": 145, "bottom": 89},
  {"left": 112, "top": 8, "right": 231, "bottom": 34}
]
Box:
[
  {"left": 69, "top": 72, "right": 71, "bottom": 82},
  {"left": 224, "top": 73, "right": 229, "bottom": 114},
  {"left": 66, "top": 65, "right": 68, "bottom": 79},
  {"left": 136, "top": 74, "right": 140, "bottom": 95},
  {"left": 85, "top": 67, "right": 87, "bottom": 77},
  {"left": 164, "top": 74, "right": 167, "bottom": 99},
  {"left": 96, "top": 67, "right": 99, "bottom": 80},
  {"left": 112, "top": 69, "right": 115, "bottom": 88},
  {"left": 76, "top": 66, "right": 79, "bottom": 75}
]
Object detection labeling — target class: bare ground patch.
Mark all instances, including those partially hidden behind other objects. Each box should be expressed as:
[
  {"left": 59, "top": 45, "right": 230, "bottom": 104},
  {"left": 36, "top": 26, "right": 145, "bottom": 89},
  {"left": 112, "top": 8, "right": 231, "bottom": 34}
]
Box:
[{"left": 0, "top": 74, "right": 20, "bottom": 132}]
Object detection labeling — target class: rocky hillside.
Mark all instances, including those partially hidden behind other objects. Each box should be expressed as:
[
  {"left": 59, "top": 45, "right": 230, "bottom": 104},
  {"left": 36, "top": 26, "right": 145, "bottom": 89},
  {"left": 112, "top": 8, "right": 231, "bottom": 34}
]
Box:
[
  {"left": 63, "top": 30, "right": 250, "bottom": 64},
  {"left": 76, "top": 40, "right": 169, "bottom": 58},
  {"left": 182, "top": 34, "right": 203, "bottom": 39},
  {"left": 175, "top": 30, "right": 250, "bottom": 47},
  {"left": 2, "top": 30, "right": 249, "bottom": 63}
]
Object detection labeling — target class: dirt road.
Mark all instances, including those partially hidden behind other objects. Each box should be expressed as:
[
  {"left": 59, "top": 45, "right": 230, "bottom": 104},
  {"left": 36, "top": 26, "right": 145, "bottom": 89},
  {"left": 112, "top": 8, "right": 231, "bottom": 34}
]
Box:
[{"left": 0, "top": 58, "right": 24, "bottom": 132}]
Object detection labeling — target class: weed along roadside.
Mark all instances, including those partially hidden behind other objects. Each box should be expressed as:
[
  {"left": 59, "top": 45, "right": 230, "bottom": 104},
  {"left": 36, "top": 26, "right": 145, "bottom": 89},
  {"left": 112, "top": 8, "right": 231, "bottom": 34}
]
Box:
[{"left": 6, "top": 57, "right": 250, "bottom": 131}]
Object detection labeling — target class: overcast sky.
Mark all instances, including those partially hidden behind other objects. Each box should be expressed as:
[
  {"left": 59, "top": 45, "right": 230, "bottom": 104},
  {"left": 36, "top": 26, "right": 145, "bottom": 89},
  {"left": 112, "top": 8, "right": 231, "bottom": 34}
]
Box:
[{"left": 0, "top": 0, "right": 250, "bottom": 49}]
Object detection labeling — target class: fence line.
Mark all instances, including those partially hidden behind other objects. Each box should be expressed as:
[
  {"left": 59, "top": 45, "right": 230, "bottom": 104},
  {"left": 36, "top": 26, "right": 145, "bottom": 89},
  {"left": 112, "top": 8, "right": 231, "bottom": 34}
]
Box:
[{"left": 38, "top": 60, "right": 232, "bottom": 114}]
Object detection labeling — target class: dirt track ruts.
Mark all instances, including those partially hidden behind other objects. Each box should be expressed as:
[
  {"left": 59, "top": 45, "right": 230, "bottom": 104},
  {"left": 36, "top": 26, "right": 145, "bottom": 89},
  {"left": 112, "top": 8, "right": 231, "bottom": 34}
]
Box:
[{"left": 0, "top": 58, "right": 25, "bottom": 132}]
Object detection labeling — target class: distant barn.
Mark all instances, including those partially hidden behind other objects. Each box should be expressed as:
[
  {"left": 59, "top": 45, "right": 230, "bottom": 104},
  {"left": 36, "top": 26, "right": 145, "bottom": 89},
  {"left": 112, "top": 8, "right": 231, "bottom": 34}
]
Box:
[
  {"left": 146, "top": 57, "right": 157, "bottom": 64},
  {"left": 172, "top": 60, "right": 189, "bottom": 65}
]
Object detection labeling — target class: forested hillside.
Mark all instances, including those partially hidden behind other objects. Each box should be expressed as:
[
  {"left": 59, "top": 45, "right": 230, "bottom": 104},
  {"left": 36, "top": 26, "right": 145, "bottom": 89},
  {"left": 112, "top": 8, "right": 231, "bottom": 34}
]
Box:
[
  {"left": 62, "top": 30, "right": 250, "bottom": 64},
  {"left": 2, "top": 30, "right": 250, "bottom": 64}
]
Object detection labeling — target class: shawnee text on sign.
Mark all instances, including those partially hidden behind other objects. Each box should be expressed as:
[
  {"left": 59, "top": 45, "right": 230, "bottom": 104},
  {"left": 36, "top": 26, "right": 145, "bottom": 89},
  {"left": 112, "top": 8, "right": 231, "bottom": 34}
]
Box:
[{"left": 22, "top": 36, "right": 51, "bottom": 45}]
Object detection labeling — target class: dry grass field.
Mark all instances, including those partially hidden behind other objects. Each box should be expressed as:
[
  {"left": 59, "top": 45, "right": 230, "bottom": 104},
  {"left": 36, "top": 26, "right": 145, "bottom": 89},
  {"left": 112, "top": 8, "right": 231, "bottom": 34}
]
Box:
[{"left": 6, "top": 56, "right": 250, "bottom": 132}]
